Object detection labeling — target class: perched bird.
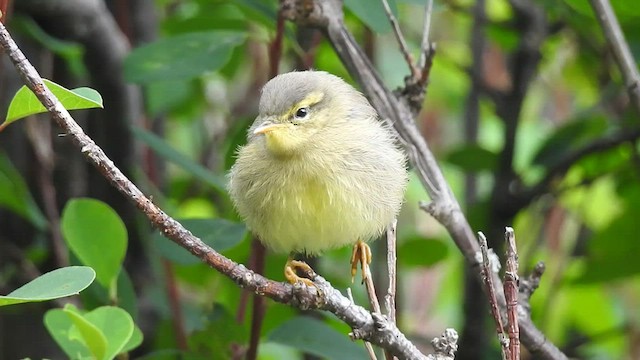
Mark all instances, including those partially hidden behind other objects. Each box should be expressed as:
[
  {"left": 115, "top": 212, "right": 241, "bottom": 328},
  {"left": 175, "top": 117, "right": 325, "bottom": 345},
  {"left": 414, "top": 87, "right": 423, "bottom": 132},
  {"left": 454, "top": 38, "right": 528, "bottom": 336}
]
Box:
[{"left": 228, "top": 70, "right": 407, "bottom": 286}]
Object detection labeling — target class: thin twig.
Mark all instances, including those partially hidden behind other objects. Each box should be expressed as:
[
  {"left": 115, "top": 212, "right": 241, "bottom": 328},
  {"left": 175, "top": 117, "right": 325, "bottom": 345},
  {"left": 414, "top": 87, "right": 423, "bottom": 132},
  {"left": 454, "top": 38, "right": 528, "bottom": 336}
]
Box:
[
  {"left": 478, "top": 232, "right": 510, "bottom": 360},
  {"left": 589, "top": 0, "right": 640, "bottom": 113},
  {"left": 521, "top": 262, "right": 544, "bottom": 299},
  {"left": 380, "top": 0, "right": 418, "bottom": 78},
  {"left": 355, "top": 243, "right": 388, "bottom": 359},
  {"left": 503, "top": 227, "right": 520, "bottom": 360},
  {"left": 385, "top": 219, "right": 398, "bottom": 325},
  {"left": 282, "top": 1, "right": 565, "bottom": 358},
  {"left": 348, "top": 288, "right": 378, "bottom": 360},
  {"left": 0, "top": 18, "right": 435, "bottom": 360},
  {"left": 417, "top": 0, "right": 434, "bottom": 70}
]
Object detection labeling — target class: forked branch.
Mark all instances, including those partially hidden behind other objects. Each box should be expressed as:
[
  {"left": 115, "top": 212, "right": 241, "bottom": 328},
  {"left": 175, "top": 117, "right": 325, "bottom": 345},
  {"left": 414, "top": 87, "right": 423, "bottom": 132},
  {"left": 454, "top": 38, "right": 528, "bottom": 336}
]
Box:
[{"left": 0, "top": 17, "right": 454, "bottom": 360}]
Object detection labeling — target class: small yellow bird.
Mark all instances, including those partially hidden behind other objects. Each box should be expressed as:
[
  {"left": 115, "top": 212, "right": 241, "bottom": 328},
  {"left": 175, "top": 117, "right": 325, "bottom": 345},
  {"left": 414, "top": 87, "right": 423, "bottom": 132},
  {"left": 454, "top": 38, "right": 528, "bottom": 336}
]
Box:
[{"left": 228, "top": 71, "right": 407, "bottom": 286}]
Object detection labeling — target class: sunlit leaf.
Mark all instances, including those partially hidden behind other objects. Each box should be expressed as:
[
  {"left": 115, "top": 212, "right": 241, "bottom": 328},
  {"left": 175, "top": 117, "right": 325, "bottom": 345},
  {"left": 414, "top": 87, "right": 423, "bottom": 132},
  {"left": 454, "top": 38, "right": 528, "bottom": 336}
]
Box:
[
  {"left": 84, "top": 306, "right": 136, "bottom": 359},
  {"left": 65, "top": 306, "right": 108, "bottom": 360},
  {"left": 2, "top": 79, "right": 102, "bottom": 130},
  {"left": 0, "top": 266, "right": 95, "bottom": 307},
  {"left": 45, "top": 309, "right": 94, "bottom": 359}
]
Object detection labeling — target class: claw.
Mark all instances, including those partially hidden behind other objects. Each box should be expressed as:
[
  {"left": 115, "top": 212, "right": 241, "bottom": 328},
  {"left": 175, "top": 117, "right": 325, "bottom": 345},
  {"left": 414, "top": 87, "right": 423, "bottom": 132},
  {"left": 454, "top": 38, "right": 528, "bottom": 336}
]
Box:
[
  {"left": 350, "top": 240, "right": 372, "bottom": 283},
  {"left": 285, "top": 258, "right": 316, "bottom": 287}
]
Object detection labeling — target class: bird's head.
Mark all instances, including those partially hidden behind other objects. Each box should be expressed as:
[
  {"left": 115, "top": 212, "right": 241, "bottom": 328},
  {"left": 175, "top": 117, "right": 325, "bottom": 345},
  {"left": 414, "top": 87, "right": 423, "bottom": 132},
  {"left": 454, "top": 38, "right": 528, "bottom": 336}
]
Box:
[{"left": 249, "top": 71, "right": 372, "bottom": 158}]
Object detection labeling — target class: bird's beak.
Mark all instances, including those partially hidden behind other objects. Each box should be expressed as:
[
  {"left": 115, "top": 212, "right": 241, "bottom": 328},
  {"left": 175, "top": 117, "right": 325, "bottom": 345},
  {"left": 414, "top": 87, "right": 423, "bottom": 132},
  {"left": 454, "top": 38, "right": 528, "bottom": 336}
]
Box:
[{"left": 253, "top": 119, "right": 287, "bottom": 135}]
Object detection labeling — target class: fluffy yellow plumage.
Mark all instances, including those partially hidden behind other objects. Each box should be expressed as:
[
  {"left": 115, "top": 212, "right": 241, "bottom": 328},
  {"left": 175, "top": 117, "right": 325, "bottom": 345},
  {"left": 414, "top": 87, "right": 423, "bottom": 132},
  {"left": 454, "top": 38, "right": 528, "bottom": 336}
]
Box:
[{"left": 228, "top": 71, "right": 407, "bottom": 284}]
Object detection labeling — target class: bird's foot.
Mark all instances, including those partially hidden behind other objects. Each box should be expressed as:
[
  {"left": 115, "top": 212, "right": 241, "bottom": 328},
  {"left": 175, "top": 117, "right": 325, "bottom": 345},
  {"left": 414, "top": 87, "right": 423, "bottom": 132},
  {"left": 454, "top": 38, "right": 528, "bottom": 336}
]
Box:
[
  {"left": 350, "top": 239, "right": 372, "bottom": 283},
  {"left": 285, "top": 258, "right": 316, "bottom": 287}
]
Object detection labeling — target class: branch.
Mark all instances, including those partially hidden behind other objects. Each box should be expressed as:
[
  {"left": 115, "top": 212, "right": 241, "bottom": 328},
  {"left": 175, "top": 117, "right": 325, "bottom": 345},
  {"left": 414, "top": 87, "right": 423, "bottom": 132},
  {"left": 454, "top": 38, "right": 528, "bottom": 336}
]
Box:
[
  {"left": 380, "top": 0, "right": 418, "bottom": 78},
  {"left": 504, "top": 228, "right": 520, "bottom": 360},
  {"left": 0, "top": 19, "right": 452, "bottom": 360},
  {"left": 477, "top": 232, "right": 509, "bottom": 360},
  {"left": 589, "top": 0, "right": 640, "bottom": 113},
  {"left": 281, "top": 0, "right": 567, "bottom": 358}
]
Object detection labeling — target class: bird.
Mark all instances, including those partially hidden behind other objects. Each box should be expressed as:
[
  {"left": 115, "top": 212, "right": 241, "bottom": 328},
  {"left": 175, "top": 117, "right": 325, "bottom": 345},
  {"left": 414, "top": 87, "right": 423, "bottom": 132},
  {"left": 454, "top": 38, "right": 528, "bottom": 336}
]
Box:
[{"left": 227, "top": 70, "right": 407, "bottom": 286}]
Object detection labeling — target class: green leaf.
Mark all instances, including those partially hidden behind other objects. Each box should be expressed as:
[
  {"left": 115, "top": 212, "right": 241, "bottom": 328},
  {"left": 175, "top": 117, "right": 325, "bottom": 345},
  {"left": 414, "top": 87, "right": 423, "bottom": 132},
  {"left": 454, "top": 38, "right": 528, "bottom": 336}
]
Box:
[
  {"left": 11, "top": 16, "right": 87, "bottom": 78},
  {"left": 532, "top": 115, "right": 608, "bottom": 168},
  {"left": 0, "top": 266, "right": 95, "bottom": 307},
  {"left": 189, "top": 304, "right": 248, "bottom": 357},
  {"left": 65, "top": 306, "right": 108, "bottom": 360},
  {"left": 154, "top": 218, "right": 247, "bottom": 265},
  {"left": 344, "top": 0, "right": 396, "bottom": 33},
  {"left": 145, "top": 80, "right": 196, "bottom": 116},
  {"left": 124, "top": 31, "right": 246, "bottom": 84},
  {"left": 445, "top": 144, "right": 498, "bottom": 173},
  {"left": 577, "top": 210, "right": 640, "bottom": 283},
  {"left": 84, "top": 306, "right": 135, "bottom": 359},
  {"left": 121, "top": 325, "right": 144, "bottom": 354},
  {"left": 267, "top": 317, "right": 367, "bottom": 359},
  {"left": 398, "top": 237, "right": 449, "bottom": 267},
  {"left": 61, "top": 198, "right": 128, "bottom": 289},
  {"left": 46, "top": 305, "right": 138, "bottom": 360},
  {"left": 0, "top": 152, "right": 47, "bottom": 229},
  {"left": 1, "top": 79, "right": 103, "bottom": 130},
  {"left": 132, "top": 126, "right": 226, "bottom": 191},
  {"left": 45, "top": 309, "right": 94, "bottom": 359}
]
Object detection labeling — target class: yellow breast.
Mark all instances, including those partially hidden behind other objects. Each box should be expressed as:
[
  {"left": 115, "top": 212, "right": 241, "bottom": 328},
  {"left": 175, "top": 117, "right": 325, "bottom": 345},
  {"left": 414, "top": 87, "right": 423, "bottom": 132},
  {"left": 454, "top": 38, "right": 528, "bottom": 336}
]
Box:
[{"left": 228, "top": 144, "right": 395, "bottom": 255}]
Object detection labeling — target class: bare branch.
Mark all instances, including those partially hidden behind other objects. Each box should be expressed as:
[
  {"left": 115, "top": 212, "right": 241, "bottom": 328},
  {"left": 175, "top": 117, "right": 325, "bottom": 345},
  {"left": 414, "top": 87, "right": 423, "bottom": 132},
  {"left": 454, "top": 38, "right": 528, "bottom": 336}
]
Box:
[
  {"left": 278, "top": 1, "right": 564, "bottom": 355},
  {"left": 478, "top": 232, "right": 510, "bottom": 360},
  {"left": 385, "top": 219, "right": 398, "bottom": 325},
  {"left": 347, "top": 288, "right": 378, "bottom": 360},
  {"left": 431, "top": 329, "right": 459, "bottom": 359},
  {"left": 0, "top": 20, "right": 441, "bottom": 360},
  {"left": 417, "top": 0, "right": 434, "bottom": 70},
  {"left": 519, "top": 261, "right": 545, "bottom": 313},
  {"left": 589, "top": 0, "right": 640, "bottom": 113},
  {"left": 504, "top": 227, "right": 520, "bottom": 360},
  {"left": 381, "top": 0, "right": 418, "bottom": 78}
]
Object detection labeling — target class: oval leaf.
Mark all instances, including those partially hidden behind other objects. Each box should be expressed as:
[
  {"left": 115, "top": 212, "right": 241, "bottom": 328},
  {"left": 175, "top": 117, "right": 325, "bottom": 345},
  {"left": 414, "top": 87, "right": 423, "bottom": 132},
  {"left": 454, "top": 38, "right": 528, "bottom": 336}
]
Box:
[
  {"left": 0, "top": 266, "right": 95, "bottom": 307},
  {"left": 267, "top": 317, "right": 367, "bottom": 360},
  {"left": 45, "top": 309, "right": 94, "bottom": 359},
  {"left": 398, "top": 237, "right": 449, "bottom": 267},
  {"left": 124, "top": 31, "right": 246, "bottom": 83},
  {"left": 84, "top": 306, "right": 135, "bottom": 359},
  {"left": 445, "top": 144, "right": 498, "bottom": 173},
  {"left": 64, "top": 306, "right": 108, "bottom": 360},
  {"left": 155, "top": 218, "right": 247, "bottom": 265},
  {"left": 61, "top": 198, "right": 127, "bottom": 289},
  {"left": 2, "top": 79, "right": 103, "bottom": 130}
]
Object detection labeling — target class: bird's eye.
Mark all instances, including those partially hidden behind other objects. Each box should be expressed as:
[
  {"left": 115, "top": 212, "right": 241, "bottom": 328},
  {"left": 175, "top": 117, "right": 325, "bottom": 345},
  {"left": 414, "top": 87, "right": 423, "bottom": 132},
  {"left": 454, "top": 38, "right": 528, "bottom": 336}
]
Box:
[{"left": 294, "top": 107, "right": 309, "bottom": 119}]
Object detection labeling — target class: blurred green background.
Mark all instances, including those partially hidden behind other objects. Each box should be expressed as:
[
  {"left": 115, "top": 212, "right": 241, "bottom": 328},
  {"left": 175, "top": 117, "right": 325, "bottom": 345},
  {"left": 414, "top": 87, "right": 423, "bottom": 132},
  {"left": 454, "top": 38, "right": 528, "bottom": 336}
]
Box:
[{"left": 0, "top": 0, "right": 639, "bottom": 359}]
